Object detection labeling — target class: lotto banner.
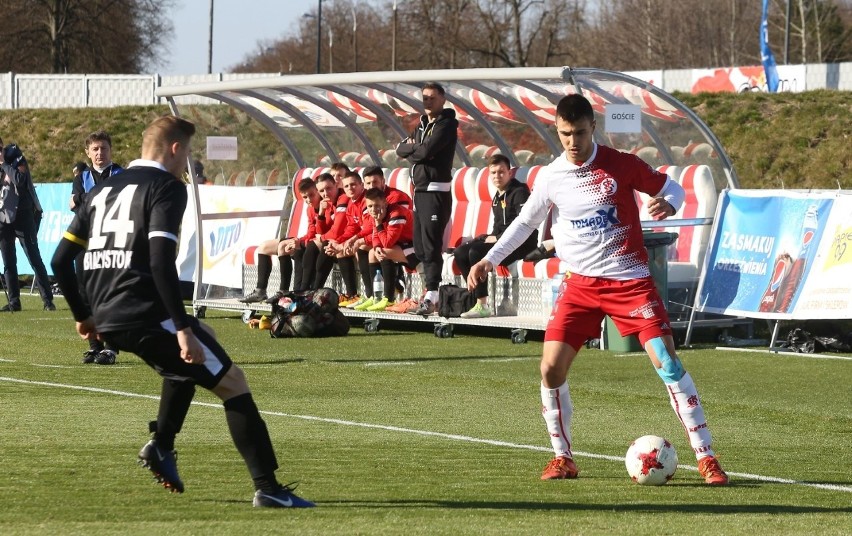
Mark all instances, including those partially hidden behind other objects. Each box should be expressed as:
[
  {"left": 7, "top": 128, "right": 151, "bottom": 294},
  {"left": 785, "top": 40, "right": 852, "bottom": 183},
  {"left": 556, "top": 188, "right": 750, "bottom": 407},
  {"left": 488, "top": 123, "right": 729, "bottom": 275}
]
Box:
[
  {"left": 175, "top": 184, "right": 289, "bottom": 288},
  {"left": 696, "top": 190, "right": 852, "bottom": 320}
]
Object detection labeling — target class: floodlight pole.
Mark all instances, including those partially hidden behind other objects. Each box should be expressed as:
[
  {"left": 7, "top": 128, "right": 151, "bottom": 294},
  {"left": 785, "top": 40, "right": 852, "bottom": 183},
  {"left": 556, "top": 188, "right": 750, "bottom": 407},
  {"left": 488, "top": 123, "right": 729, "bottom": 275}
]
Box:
[
  {"left": 207, "top": 0, "right": 214, "bottom": 74},
  {"left": 316, "top": 0, "right": 323, "bottom": 74},
  {"left": 352, "top": 3, "right": 358, "bottom": 72},
  {"left": 392, "top": 0, "right": 398, "bottom": 71},
  {"left": 784, "top": 0, "right": 791, "bottom": 64}
]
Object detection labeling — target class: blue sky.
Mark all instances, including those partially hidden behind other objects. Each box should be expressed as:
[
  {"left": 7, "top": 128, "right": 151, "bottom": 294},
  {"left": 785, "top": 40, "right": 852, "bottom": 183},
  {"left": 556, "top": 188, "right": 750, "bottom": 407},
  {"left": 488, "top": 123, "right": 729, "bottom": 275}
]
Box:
[{"left": 164, "top": 0, "right": 316, "bottom": 75}]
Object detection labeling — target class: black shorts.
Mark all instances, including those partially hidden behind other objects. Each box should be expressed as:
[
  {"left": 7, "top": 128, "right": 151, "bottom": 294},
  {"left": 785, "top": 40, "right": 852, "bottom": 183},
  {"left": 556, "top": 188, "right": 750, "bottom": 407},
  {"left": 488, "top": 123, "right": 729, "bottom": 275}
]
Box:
[{"left": 102, "top": 317, "right": 232, "bottom": 390}]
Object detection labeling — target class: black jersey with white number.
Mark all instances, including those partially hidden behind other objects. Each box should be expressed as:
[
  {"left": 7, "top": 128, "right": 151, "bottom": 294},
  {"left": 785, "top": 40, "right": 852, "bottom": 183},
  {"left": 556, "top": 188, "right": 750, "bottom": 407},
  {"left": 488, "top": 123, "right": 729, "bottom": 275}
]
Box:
[{"left": 65, "top": 165, "right": 187, "bottom": 332}]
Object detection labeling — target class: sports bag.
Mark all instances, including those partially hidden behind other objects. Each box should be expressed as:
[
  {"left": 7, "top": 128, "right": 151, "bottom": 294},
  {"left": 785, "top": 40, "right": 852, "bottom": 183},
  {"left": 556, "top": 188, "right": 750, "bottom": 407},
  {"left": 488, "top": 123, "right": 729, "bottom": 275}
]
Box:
[
  {"left": 438, "top": 284, "right": 476, "bottom": 318},
  {"left": 269, "top": 288, "right": 350, "bottom": 338}
]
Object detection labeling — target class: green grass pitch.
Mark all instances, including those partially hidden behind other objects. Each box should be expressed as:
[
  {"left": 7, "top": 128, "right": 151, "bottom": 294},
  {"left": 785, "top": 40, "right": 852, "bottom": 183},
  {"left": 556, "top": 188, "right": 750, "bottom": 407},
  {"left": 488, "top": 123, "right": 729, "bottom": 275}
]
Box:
[{"left": 0, "top": 295, "right": 850, "bottom": 535}]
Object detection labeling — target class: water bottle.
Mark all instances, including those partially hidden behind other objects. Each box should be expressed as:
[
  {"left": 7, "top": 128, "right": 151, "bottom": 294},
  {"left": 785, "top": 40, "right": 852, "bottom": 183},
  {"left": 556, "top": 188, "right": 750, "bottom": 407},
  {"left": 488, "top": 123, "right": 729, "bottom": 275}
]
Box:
[{"left": 373, "top": 271, "right": 384, "bottom": 300}]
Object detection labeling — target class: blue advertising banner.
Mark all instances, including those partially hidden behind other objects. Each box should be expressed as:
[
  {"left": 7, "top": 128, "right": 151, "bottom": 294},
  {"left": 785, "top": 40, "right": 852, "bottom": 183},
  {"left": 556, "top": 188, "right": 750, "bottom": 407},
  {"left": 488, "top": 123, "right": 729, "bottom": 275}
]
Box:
[
  {"left": 697, "top": 190, "right": 836, "bottom": 319},
  {"left": 12, "top": 183, "right": 73, "bottom": 276}
]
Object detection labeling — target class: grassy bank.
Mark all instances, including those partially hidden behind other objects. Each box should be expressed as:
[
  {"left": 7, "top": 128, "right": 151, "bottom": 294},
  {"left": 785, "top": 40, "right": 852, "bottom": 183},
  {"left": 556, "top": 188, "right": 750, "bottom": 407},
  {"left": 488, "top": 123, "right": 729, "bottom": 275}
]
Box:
[{"left": 0, "top": 90, "right": 848, "bottom": 189}]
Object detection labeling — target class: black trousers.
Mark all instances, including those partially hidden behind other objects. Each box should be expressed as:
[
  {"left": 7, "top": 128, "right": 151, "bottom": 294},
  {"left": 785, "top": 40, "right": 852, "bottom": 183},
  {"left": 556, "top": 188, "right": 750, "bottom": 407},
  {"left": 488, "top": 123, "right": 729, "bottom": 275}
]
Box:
[
  {"left": 453, "top": 236, "right": 538, "bottom": 299},
  {"left": 413, "top": 191, "right": 451, "bottom": 292},
  {"left": 0, "top": 209, "right": 53, "bottom": 306}
]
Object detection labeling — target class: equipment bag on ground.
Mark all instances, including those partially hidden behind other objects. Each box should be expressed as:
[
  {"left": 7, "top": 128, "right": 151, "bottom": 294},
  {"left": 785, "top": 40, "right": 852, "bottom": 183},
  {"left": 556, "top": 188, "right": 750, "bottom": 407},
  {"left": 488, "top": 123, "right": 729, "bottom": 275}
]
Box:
[
  {"left": 269, "top": 288, "right": 350, "bottom": 338},
  {"left": 438, "top": 284, "right": 476, "bottom": 318}
]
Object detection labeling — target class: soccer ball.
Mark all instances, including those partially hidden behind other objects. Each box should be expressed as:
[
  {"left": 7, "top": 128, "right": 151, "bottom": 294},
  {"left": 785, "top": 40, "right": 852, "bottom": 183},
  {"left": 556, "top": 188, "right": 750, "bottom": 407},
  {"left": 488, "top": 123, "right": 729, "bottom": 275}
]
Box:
[{"left": 625, "top": 435, "right": 678, "bottom": 485}]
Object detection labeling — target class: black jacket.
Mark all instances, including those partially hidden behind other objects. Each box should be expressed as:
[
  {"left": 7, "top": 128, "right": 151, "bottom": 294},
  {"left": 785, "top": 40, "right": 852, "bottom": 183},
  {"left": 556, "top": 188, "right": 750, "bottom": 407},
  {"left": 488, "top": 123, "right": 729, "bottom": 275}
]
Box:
[
  {"left": 395, "top": 108, "right": 458, "bottom": 192},
  {"left": 1, "top": 144, "right": 39, "bottom": 214},
  {"left": 491, "top": 178, "right": 537, "bottom": 244}
]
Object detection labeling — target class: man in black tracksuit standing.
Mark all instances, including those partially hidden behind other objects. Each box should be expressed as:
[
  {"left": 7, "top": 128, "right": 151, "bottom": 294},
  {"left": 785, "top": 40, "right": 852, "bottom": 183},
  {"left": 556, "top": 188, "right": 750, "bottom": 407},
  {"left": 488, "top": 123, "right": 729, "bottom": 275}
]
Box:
[
  {"left": 396, "top": 82, "right": 458, "bottom": 315},
  {"left": 0, "top": 140, "right": 55, "bottom": 312}
]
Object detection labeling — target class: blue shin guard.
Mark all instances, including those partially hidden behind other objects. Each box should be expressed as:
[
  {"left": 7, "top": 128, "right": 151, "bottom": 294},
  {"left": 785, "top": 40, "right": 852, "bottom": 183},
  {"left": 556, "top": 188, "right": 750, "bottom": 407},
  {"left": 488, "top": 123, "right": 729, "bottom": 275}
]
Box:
[{"left": 647, "top": 337, "right": 684, "bottom": 383}]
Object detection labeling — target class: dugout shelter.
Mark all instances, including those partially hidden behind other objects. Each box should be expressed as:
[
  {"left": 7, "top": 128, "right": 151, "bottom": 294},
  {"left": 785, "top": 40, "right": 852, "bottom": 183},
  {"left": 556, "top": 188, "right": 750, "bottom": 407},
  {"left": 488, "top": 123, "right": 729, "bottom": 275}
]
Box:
[{"left": 157, "top": 67, "right": 741, "bottom": 341}]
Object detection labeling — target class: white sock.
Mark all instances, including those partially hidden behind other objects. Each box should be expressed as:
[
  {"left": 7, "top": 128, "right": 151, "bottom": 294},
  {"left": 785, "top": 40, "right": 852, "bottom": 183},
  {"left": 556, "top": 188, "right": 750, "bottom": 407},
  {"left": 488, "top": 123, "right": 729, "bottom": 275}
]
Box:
[
  {"left": 665, "top": 372, "right": 715, "bottom": 459},
  {"left": 425, "top": 290, "right": 439, "bottom": 303},
  {"left": 541, "top": 382, "right": 573, "bottom": 458}
]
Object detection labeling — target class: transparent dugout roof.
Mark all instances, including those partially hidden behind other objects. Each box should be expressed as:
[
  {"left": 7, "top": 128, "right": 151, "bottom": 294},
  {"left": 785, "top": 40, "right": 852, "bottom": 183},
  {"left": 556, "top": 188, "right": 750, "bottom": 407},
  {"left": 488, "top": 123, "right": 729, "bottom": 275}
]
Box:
[{"left": 157, "top": 67, "right": 739, "bottom": 191}]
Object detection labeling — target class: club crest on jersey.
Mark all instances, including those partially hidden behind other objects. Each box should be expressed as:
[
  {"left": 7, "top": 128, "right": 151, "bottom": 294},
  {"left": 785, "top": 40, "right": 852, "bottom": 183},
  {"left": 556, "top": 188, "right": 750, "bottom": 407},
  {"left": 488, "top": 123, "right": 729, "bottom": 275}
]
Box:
[
  {"left": 570, "top": 205, "right": 620, "bottom": 231},
  {"left": 599, "top": 177, "right": 617, "bottom": 196}
]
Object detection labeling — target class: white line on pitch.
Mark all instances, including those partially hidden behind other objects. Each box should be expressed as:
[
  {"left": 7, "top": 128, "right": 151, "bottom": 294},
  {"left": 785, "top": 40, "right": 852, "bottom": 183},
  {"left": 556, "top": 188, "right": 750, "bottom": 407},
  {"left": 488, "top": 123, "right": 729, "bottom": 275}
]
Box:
[
  {"left": 1, "top": 375, "right": 850, "bottom": 494},
  {"left": 364, "top": 361, "right": 416, "bottom": 366},
  {"left": 477, "top": 357, "right": 537, "bottom": 363},
  {"left": 0, "top": 358, "right": 16, "bottom": 362}
]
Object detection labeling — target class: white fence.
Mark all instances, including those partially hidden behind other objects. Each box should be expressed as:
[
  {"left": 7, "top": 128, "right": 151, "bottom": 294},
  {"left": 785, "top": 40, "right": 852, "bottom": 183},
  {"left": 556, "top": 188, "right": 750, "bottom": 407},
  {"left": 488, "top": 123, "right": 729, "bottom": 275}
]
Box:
[{"left": 0, "top": 63, "right": 850, "bottom": 109}]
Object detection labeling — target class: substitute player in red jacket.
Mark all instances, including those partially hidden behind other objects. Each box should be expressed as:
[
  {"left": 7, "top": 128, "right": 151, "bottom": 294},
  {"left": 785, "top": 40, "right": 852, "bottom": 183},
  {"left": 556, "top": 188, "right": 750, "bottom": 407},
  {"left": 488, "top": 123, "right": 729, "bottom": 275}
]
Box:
[
  {"left": 347, "top": 188, "right": 418, "bottom": 312},
  {"left": 467, "top": 94, "right": 728, "bottom": 486}
]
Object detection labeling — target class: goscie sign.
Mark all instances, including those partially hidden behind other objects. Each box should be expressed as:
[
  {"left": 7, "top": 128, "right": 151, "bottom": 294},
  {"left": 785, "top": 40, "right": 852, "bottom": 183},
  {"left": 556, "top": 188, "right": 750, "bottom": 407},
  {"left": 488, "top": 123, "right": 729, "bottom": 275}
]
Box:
[
  {"left": 207, "top": 136, "right": 239, "bottom": 160},
  {"left": 605, "top": 104, "right": 641, "bottom": 133}
]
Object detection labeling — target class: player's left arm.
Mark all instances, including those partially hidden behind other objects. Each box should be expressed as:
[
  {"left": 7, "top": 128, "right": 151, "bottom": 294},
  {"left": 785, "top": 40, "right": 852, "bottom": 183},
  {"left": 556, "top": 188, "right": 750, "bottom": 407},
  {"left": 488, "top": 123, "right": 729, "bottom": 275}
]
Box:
[{"left": 149, "top": 182, "right": 205, "bottom": 364}]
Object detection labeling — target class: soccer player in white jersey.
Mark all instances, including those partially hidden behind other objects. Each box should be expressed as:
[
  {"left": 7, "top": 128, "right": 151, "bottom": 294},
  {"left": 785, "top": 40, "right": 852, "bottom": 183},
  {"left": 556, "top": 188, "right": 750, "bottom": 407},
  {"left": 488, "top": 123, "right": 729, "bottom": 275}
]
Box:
[
  {"left": 467, "top": 94, "right": 729, "bottom": 485},
  {"left": 51, "top": 115, "right": 315, "bottom": 507}
]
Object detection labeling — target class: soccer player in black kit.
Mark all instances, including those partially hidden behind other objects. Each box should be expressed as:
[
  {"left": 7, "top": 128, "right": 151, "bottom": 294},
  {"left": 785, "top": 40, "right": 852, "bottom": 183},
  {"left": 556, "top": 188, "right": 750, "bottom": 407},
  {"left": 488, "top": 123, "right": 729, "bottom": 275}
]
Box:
[{"left": 51, "top": 115, "right": 314, "bottom": 508}]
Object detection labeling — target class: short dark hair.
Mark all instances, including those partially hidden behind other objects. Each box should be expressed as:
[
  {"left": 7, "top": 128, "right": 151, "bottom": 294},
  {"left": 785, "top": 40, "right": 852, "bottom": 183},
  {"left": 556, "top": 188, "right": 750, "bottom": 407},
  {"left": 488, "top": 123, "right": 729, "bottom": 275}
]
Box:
[
  {"left": 343, "top": 171, "right": 362, "bottom": 182},
  {"left": 362, "top": 165, "right": 383, "bottom": 179},
  {"left": 364, "top": 187, "right": 387, "bottom": 202},
  {"left": 487, "top": 154, "right": 511, "bottom": 168},
  {"left": 422, "top": 82, "right": 445, "bottom": 96},
  {"left": 297, "top": 178, "right": 317, "bottom": 193},
  {"left": 72, "top": 161, "right": 88, "bottom": 174},
  {"left": 555, "top": 94, "right": 595, "bottom": 124},
  {"left": 85, "top": 130, "right": 112, "bottom": 148},
  {"left": 329, "top": 162, "right": 350, "bottom": 173},
  {"left": 316, "top": 172, "right": 335, "bottom": 184}
]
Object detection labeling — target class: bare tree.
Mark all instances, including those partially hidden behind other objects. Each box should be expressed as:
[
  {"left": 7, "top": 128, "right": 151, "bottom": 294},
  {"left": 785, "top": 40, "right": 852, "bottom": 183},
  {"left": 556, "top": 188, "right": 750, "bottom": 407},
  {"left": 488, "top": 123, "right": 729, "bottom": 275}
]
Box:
[
  {"left": 234, "top": 0, "right": 850, "bottom": 75},
  {"left": 0, "top": 0, "right": 174, "bottom": 73}
]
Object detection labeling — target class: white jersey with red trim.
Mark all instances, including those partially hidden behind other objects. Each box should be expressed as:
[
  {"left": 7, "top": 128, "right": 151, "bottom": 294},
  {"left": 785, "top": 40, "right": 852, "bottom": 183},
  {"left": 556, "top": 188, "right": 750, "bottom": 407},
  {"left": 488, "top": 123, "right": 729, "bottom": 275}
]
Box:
[{"left": 484, "top": 144, "right": 678, "bottom": 280}]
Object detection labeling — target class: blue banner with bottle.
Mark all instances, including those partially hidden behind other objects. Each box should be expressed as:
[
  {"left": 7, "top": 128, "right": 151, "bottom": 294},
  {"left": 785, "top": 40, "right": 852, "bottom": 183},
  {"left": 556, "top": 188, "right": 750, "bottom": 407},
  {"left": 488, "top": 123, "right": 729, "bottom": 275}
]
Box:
[{"left": 695, "top": 190, "right": 852, "bottom": 320}]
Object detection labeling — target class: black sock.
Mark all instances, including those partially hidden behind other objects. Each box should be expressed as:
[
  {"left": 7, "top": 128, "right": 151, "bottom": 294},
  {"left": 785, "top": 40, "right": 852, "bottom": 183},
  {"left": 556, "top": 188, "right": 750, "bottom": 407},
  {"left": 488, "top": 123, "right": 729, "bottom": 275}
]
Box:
[
  {"left": 337, "top": 256, "right": 357, "bottom": 296},
  {"left": 257, "top": 254, "right": 272, "bottom": 290},
  {"left": 278, "top": 255, "right": 293, "bottom": 291},
  {"left": 357, "top": 250, "right": 371, "bottom": 296},
  {"left": 380, "top": 259, "right": 397, "bottom": 299},
  {"left": 314, "top": 248, "right": 335, "bottom": 289},
  {"left": 223, "top": 393, "right": 280, "bottom": 492},
  {"left": 153, "top": 379, "right": 196, "bottom": 451}
]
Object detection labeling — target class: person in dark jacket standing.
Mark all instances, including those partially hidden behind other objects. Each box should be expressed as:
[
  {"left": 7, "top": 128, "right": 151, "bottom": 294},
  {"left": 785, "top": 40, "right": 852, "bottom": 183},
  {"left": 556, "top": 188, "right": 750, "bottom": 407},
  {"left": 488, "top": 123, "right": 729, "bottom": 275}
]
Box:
[
  {"left": 70, "top": 131, "right": 124, "bottom": 364},
  {"left": 454, "top": 154, "right": 538, "bottom": 318},
  {"left": 395, "top": 82, "right": 458, "bottom": 315},
  {"left": 0, "top": 139, "right": 55, "bottom": 311}
]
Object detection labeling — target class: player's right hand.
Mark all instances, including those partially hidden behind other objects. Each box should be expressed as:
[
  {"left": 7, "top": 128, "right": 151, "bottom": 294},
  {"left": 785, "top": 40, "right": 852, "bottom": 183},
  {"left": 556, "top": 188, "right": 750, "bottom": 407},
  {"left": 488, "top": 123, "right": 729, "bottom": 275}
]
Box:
[
  {"left": 177, "top": 328, "right": 206, "bottom": 364},
  {"left": 76, "top": 317, "right": 97, "bottom": 341},
  {"left": 467, "top": 260, "right": 493, "bottom": 291}
]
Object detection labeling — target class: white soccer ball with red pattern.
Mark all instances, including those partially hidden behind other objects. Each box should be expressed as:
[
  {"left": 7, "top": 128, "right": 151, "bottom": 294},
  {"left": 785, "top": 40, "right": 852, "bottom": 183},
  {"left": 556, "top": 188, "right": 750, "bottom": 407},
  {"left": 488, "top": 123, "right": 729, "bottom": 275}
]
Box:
[{"left": 625, "top": 435, "right": 678, "bottom": 485}]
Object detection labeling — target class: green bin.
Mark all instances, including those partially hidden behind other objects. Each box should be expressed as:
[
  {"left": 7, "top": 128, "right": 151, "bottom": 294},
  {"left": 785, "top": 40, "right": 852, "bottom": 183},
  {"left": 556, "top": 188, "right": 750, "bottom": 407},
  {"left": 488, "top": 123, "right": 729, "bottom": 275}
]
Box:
[{"left": 604, "top": 231, "right": 678, "bottom": 352}]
